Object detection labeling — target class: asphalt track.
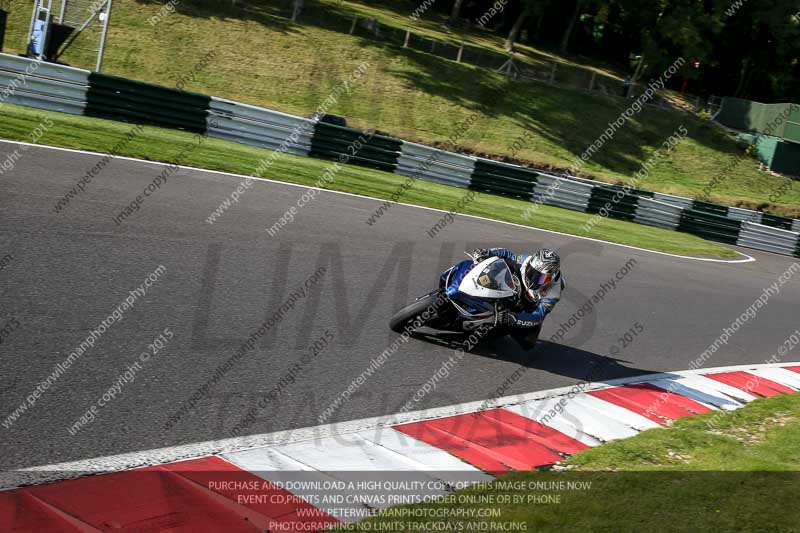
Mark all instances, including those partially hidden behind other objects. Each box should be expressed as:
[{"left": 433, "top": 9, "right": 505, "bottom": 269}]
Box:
[{"left": 1, "top": 140, "right": 798, "bottom": 472}]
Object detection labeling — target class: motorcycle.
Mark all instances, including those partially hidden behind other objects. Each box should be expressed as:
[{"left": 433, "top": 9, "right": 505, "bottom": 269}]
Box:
[{"left": 389, "top": 251, "right": 541, "bottom": 350}]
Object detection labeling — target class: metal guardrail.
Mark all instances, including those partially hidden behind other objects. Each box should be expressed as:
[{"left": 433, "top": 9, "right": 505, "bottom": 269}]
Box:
[
  {"left": 1, "top": 53, "right": 798, "bottom": 258},
  {"left": 207, "top": 97, "right": 313, "bottom": 158},
  {"left": 737, "top": 222, "right": 800, "bottom": 256},
  {"left": 0, "top": 55, "right": 88, "bottom": 114}
]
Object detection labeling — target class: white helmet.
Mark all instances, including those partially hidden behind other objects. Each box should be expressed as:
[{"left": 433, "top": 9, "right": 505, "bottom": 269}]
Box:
[{"left": 521, "top": 249, "right": 560, "bottom": 301}]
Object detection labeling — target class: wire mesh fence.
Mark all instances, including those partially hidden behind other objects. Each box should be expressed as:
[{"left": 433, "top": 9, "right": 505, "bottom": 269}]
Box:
[{"left": 2, "top": 0, "right": 107, "bottom": 65}]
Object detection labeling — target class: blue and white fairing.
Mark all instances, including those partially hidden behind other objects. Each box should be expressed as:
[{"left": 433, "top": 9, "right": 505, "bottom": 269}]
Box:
[{"left": 439, "top": 257, "right": 519, "bottom": 320}]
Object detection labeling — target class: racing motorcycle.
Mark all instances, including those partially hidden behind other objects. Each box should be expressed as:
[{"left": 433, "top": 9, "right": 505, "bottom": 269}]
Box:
[{"left": 389, "top": 252, "right": 540, "bottom": 349}]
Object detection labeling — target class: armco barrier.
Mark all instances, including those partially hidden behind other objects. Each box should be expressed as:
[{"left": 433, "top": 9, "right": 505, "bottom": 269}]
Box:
[
  {"left": 85, "top": 72, "right": 210, "bottom": 134},
  {"left": 1, "top": 52, "right": 799, "bottom": 258},
  {"left": 633, "top": 198, "right": 682, "bottom": 230},
  {"left": 0, "top": 54, "right": 88, "bottom": 115},
  {"left": 395, "top": 140, "right": 475, "bottom": 188},
  {"left": 736, "top": 222, "right": 800, "bottom": 256},
  {"left": 470, "top": 159, "right": 538, "bottom": 198},
  {"left": 206, "top": 97, "right": 313, "bottom": 157},
  {"left": 310, "top": 121, "right": 401, "bottom": 172}
]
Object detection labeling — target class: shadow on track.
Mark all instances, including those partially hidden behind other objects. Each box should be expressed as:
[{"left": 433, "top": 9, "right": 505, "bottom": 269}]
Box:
[{"left": 410, "top": 330, "right": 659, "bottom": 383}]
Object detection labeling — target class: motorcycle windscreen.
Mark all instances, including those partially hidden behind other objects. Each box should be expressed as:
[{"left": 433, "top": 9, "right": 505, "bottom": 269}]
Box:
[{"left": 458, "top": 257, "right": 518, "bottom": 299}]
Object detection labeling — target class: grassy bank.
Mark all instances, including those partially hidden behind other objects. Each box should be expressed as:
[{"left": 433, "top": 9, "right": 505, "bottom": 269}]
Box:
[
  {"left": 345, "top": 392, "right": 800, "bottom": 532},
  {"left": 0, "top": 103, "right": 737, "bottom": 257},
  {"left": 2, "top": 0, "right": 798, "bottom": 217}
]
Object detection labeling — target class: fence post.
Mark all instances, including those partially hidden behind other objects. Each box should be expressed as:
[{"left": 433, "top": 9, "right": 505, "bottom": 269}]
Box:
[
  {"left": 404, "top": 29, "right": 411, "bottom": 48},
  {"left": 457, "top": 40, "right": 464, "bottom": 63},
  {"left": 349, "top": 16, "right": 357, "bottom": 35},
  {"left": 430, "top": 39, "right": 436, "bottom": 53},
  {"left": 549, "top": 62, "right": 557, "bottom": 84},
  {"left": 588, "top": 71, "right": 596, "bottom": 91}
]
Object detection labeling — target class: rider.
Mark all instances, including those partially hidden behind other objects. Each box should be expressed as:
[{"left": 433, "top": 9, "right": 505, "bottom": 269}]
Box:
[{"left": 471, "top": 247, "right": 564, "bottom": 349}]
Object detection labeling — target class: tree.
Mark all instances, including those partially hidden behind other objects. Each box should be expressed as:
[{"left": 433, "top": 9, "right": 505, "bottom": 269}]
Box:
[
  {"left": 560, "top": 0, "right": 583, "bottom": 53},
  {"left": 449, "top": 0, "right": 465, "bottom": 24},
  {"left": 505, "top": 4, "right": 532, "bottom": 51}
]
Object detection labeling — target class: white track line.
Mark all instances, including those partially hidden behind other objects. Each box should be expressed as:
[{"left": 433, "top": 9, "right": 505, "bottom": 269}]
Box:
[
  {"left": 2, "top": 361, "right": 796, "bottom": 491},
  {"left": 0, "top": 138, "right": 756, "bottom": 264}
]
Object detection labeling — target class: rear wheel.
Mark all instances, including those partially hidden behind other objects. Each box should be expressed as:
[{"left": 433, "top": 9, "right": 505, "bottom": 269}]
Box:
[{"left": 389, "top": 291, "right": 445, "bottom": 334}]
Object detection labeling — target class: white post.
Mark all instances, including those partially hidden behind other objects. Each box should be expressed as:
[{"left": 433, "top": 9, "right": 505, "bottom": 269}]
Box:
[{"left": 96, "top": 0, "right": 112, "bottom": 71}]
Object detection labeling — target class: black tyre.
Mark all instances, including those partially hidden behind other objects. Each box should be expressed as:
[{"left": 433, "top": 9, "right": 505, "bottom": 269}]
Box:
[{"left": 389, "top": 291, "right": 444, "bottom": 334}]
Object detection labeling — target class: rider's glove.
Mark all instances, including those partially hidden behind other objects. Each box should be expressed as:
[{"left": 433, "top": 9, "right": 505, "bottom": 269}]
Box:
[
  {"left": 471, "top": 248, "right": 490, "bottom": 262},
  {"left": 497, "top": 310, "right": 517, "bottom": 327}
]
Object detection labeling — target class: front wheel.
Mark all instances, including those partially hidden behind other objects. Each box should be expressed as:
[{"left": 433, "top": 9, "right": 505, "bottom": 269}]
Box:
[{"left": 389, "top": 291, "right": 445, "bottom": 334}]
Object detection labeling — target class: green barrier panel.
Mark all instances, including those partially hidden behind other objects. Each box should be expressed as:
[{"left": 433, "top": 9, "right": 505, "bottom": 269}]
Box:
[
  {"left": 309, "top": 143, "right": 398, "bottom": 165},
  {"left": 85, "top": 73, "right": 210, "bottom": 134},
  {"left": 89, "top": 73, "right": 210, "bottom": 107},
  {"left": 308, "top": 135, "right": 398, "bottom": 171},
  {"left": 80, "top": 102, "right": 205, "bottom": 132},
  {"left": 470, "top": 171, "right": 535, "bottom": 194},
  {"left": 470, "top": 178, "right": 533, "bottom": 198},
  {"left": 473, "top": 160, "right": 540, "bottom": 182},
  {"left": 760, "top": 213, "right": 794, "bottom": 231},
  {"left": 469, "top": 167, "right": 538, "bottom": 186},
  {"left": 691, "top": 200, "right": 729, "bottom": 217},
  {"left": 470, "top": 178, "right": 537, "bottom": 198},
  {"left": 308, "top": 147, "right": 397, "bottom": 171},
  {"left": 678, "top": 223, "right": 739, "bottom": 243},
  {"left": 586, "top": 186, "right": 638, "bottom": 221},
  {"left": 601, "top": 182, "right": 655, "bottom": 198},
  {"left": 309, "top": 135, "right": 399, "bottom": 164},
  {"left": 310, "top": 122, "right": 401, "bottom": 172},
  {"left": 589, "top": 186, "right": 639, "bottom": 203},
  {"left": 586, "top": 205, "right": 637, "bottom": 221},
  {"left": 795, "top": 240, "right": 800, "bottom": 258},
  {"left": 682, "top": 209, "right": 741, "bottom": 229},
  {"left": 85, "top": 91, "right": 209, "bottom": 130},
  {"left": 313, "top": 122, "right": 402, "bottom": 152},
  {"left": 87, "top": 84, "right": 208, "bottom": 117},
  {"left": 308, "top": 145, "right": 398, "bottom": 170},
  {"left": 678, "top": 210, "right": 741, "bottom": 245},
  {"left": 469, "top": 160, "right": 537, "bottom": 198}
]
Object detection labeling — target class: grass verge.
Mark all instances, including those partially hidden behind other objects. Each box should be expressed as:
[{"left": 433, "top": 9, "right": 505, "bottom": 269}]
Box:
[
  {"left": 0, "top": 103, "right": 737, "bottom": 257},
  {"left": 2, "top": 0, "right": 798, "bottom": 216},
  {"left": 343, "top": 393, "right": 800, "bottom": 532}
]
